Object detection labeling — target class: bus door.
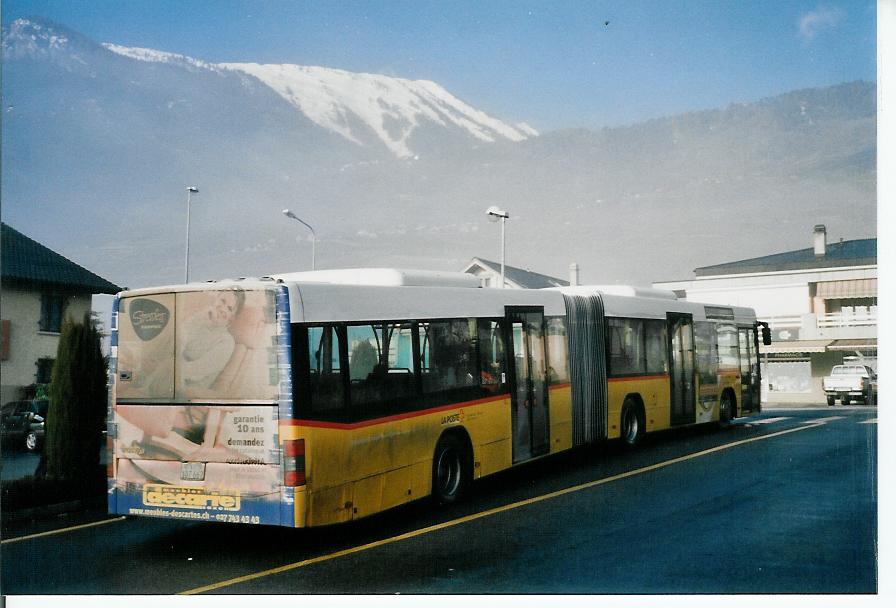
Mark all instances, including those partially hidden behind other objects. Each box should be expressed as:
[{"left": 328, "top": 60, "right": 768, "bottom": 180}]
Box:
[
  {"left": 739, "top": 327, "right": 759, "bottom": 413},
  {"left": 668, "top": 313, "right": 696, "bottom": 425},
  {"left": 506, "top": 308, "right": 550, "bottom": 463}
]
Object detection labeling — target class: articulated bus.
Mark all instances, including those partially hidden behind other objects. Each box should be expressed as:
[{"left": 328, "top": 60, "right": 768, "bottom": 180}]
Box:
[{"left": 107, "top": 268, "right": 769, "bottom": 527}]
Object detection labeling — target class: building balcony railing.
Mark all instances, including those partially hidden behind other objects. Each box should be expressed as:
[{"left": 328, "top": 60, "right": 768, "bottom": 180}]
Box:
[
  {"left": 764, "top": 309, "right": 877, "bottom": 331},
  {"left": 817, "top": 311, "right": 877, "bottom": 328}
]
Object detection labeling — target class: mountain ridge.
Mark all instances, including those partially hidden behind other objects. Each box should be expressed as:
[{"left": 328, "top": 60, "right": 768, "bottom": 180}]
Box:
[{"left": 100, "top": 38, "right": 537, "bottom": 158}]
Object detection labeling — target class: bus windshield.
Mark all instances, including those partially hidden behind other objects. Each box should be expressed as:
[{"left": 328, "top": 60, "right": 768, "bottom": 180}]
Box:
[{"left": 117, "top": 288, "right": 279, "bottom": 402}]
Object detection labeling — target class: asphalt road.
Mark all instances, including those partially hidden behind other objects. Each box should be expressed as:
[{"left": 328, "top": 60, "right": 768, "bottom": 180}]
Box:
[{"left": 1, "top": 405, "right": 877, "bottom": 595}]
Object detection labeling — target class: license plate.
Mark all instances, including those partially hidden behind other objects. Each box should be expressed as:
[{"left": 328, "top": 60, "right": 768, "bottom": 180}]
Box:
[{"left": 180, "top": 462, "right": 206, "bottom": 481}]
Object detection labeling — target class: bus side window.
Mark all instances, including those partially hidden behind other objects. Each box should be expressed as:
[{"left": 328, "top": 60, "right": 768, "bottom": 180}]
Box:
[
  {"left": 716, "top": 324, "right": 739, "bottom": 370},
  {"left": 544, "top": 316, "right": 569, "bottom": 385},
  {"left": 694, "top": 321, "right": 718, "bottom": 384},
  {"left": 418, "top": 319, "right": 480, "bottom": 407},
  {"left": 607, "top": 318, "right": 646, "bottom": 376},
  {"left": 419, "top": 320, "right": 477, "bottom": 392},
  {"left": 738, "top": 328, "right": 753, "bottom": 376},
  {"left": 644, "top": 319, "right": 667, "bottom": 374},
  {"left": 306, "top": 325, "right": 346, "bottom": 418},
  {"left": 478, "top": 319, "right": 509, "bottom": 391},
  {"left": 345, "top": 322, "right": 418, "bottom": 420}
]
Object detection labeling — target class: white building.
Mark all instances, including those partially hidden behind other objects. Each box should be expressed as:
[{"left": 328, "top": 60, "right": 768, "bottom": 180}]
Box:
[
  {"left": 0, "top": 223, "right": 121, "bottom": 405},
  {"left": 654, "top": 225, "right": 876, "bottom": 403}
]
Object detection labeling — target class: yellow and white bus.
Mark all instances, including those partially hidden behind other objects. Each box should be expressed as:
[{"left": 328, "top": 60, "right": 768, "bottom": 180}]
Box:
[{"left": 107, "top": 268, "right": 769, "bottom": 527}]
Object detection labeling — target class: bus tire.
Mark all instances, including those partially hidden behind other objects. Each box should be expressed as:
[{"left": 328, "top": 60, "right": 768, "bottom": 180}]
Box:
[
  {"left": 826, "top": 395, "right": 836, "bottom": 406},
  {"left": 719, "top": 390, "right": 735, "bottom": 424},
  {"left": 432, "top": 433, "right": 471, "bottom": 505},
  {"left": 620, "top": 398, "right": 644, "bottom": 448}
]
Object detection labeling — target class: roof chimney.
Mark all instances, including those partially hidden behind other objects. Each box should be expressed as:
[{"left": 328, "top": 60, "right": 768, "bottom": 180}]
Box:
[
  {"left": 569, "top": 262, "right": 580, "bottom": 286},
  {"left": 813, "top": 224, "right": 826, "bottom": 257}
]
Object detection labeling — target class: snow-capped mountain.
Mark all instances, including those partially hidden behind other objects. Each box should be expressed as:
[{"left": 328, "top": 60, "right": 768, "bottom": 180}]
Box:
[
  {"left": 2, "top": 17, "right": 75, "bottom": 55},
  {"left": 2, "top": 17, "right": 107, "bottom": 70},
  {"left": 102, "top": 43, "right": 220, "bottom": 73},
  {"left": 219, "top": 63, "right": 536, "bottom": 158},
  {"left": 103, "top": 43, "right": 537, "bottom": 158}
]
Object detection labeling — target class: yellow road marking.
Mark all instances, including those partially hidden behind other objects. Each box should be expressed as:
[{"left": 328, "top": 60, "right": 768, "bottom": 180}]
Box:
[
  {"left": 1, "top": 516, "right": 127, "bottom": 545},
  {"left": 182, "top": 421, "right": 825, "bottom": 595}
]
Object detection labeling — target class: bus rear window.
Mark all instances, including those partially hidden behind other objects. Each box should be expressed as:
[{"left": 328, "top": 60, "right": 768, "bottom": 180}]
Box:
[
  {"left": 831, "top": 366, "right": 865, "bottom": 375},
  {"left": 117, "top": 288, "right": 279, "bottom": 402}
]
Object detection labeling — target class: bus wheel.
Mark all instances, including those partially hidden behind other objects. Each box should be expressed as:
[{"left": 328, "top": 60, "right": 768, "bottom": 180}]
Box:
[
  {"left": 827, "top": 395, "right": 836, "bottom": 406},
  {"left": 621, "top": 399, "right": 643, "bottom": 448},
  {"left": 719, "top": 391, "right": 734, "bottom": 424},
  {"left": 432, "top": 434, "right": 470, "bottom": 504}
]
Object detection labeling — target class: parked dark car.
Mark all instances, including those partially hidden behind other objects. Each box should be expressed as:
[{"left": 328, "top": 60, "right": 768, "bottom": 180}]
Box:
[{"left": 1, "top": 399, "right": 48, "bottom": 451}]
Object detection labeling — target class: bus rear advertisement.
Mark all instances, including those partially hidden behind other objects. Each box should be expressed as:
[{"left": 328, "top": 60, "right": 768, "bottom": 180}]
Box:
[
  {"left": 108, "top": 285, "right": 293, "bottom": 526},
  {"left": 107, "top": 270, "right": 770, "bottom": 528}
]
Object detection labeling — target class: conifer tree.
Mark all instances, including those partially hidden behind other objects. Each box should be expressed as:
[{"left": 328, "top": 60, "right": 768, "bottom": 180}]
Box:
[{"left": 45, "top": 312, "right": 108, "bottom": 480}]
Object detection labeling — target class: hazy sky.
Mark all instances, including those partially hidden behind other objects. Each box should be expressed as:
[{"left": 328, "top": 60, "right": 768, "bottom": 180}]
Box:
[{"left": 2, "top": 0, "right": 876, "bottom": 130}]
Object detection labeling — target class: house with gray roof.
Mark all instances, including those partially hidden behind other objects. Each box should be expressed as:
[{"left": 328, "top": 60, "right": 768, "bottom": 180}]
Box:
[
  {"left": 654, "top": 225, "right": 876, "bottom": 404},
  {"left": 462, "top": 257, "right": 570, "bottom": 289},
  {"left": 1, "top": 223, "right": 121, "bottom": 404}
]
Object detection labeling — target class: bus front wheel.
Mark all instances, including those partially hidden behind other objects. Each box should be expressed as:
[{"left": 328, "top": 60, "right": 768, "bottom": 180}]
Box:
[
  {"left": 720, "top": 391, "right": 735, "bottom": 424},
  {"left": 432, "top": 434, "right": 471, "bottom": 505}
]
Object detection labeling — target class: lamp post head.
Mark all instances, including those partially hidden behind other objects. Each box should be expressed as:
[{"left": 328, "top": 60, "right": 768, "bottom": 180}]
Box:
[
  {"left": 187, "top": 186, "right": 199, "bottom": 193},
  {"left": 282, "top": 208, "right": 297, "bottom": 219},
  {"left": 486, "top": 205, "right": 509, "bottom": 222}
]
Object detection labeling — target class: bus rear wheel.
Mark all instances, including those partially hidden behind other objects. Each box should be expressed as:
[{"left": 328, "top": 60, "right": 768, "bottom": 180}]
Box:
[
  {"left": 432, "top": 434, "right": 471, "bottom": 505},
  {"left": 621, "top": 399, "right": 643, "bottom": 448}
]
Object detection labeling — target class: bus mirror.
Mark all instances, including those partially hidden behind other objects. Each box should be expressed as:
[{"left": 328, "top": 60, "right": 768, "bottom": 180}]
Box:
[{"left": 760, "top": 323, "right": 772, "bottom": 346}]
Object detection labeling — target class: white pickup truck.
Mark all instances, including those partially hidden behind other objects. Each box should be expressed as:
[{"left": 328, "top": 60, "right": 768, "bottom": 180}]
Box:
[{"left": 823, "top": 365, "right": 877, "bottom": 406}]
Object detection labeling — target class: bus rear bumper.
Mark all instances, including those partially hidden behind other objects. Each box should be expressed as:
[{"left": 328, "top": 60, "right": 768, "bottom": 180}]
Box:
[{"left": 107, "top": 481, "right": 292, "bottom": 527}]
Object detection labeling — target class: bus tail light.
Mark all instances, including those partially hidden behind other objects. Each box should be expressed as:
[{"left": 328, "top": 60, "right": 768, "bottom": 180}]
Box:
[
  {"left": 106, "top": 435, "right": 115, "bottom": 477},
  {"left": 283, "top": 439, "right": 306, "bottom": 487}
]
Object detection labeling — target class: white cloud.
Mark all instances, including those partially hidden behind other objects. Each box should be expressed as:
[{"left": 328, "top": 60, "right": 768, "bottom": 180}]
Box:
[{"left": 798, "top": 6, "right": 845, "bottom": 41}]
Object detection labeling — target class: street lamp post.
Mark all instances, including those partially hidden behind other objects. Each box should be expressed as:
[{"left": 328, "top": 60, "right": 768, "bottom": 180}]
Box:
[
  {"left": 486, "top": 206, "right": 509, "bottom": 288},
  {"left": 282, "top": 209, "right": 316, "bottom": 270},
  {"left": 184, "top": 186, "right": 199, "bottom": 283}
]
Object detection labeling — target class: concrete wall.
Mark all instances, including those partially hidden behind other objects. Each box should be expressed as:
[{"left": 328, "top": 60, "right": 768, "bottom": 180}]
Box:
[
  {"left": 760, "top": 351, "right": 844, "bottom": 404},
  {"left": 679, "top": 283, "right": 810, "bottom": 318},
  {"left": 0, "top": 284, "right": 91, "bottom": 404}
]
